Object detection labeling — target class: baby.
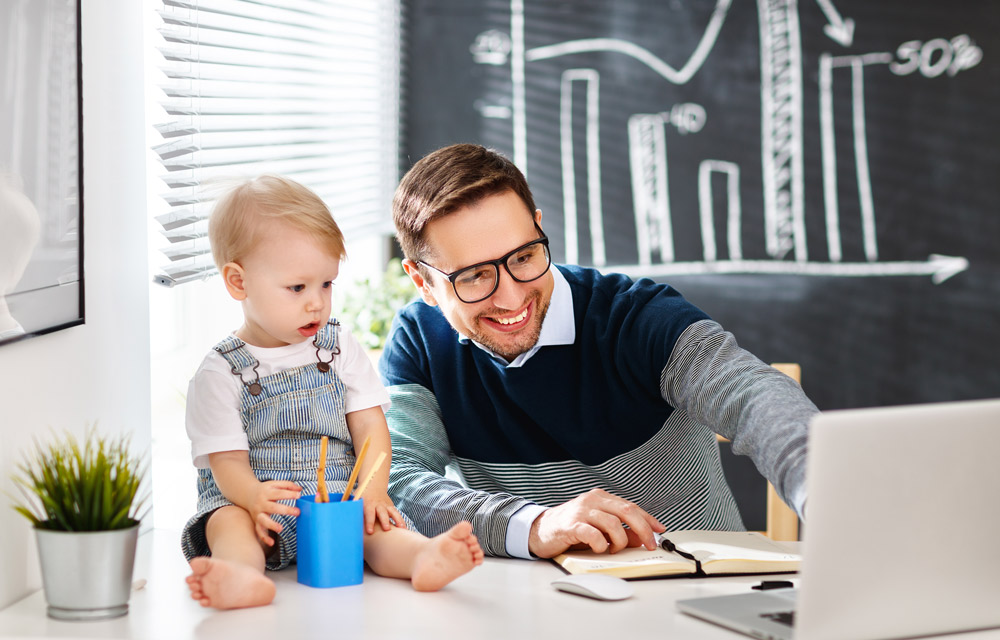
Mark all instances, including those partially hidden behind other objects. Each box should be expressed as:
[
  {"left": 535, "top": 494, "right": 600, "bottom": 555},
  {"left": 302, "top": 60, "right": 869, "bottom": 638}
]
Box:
[{"left": 181, "top": 175, "right": 483, "bottom": 609}]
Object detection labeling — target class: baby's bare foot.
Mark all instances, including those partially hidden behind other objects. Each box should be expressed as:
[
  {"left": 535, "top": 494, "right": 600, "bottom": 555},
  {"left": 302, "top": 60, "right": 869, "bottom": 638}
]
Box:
[
  {"left": 186, "top": 557, "right": 276, "bottom": 609},
  {"left": 411, "top": 521, "right": 484, "bottom": 592}
]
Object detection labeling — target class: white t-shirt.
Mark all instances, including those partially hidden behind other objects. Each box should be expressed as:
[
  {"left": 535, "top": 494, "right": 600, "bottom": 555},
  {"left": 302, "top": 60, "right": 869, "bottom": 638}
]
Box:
[{"left": 185, "top": 328, "right": 390, "bottom": 469}]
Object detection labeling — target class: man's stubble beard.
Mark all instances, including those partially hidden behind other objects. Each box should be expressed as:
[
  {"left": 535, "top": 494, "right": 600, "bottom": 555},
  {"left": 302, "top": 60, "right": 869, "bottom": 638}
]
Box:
[{"left": 471, "top": 289, "right": 550, "bottom": 362}]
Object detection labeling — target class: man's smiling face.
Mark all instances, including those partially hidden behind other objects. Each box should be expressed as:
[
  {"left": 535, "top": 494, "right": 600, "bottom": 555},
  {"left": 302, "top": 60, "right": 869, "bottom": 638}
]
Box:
[{"left": 404, "top": 189, "right": 554, "bottom": 361}]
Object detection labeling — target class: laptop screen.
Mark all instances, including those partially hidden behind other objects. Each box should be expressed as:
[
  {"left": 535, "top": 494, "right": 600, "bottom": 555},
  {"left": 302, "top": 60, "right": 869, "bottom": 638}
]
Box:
[{"left": 794, "top": 398, "right": 1000, "bottom": 639}]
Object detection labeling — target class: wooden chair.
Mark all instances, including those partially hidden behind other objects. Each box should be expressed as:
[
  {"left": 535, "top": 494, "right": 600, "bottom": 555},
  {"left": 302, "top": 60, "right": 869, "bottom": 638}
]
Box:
[{"left": 716, "top": 362, "right": 801, "bottom": 541}]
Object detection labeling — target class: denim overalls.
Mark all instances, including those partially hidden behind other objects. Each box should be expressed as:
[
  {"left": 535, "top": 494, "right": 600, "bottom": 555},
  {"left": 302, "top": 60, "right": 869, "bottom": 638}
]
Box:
[{"left": 181, "top": 319, "right": 358, "bottom": 570}]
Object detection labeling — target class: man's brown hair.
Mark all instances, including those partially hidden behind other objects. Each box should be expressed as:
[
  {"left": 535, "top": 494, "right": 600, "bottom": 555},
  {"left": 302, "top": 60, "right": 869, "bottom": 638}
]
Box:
[{"left": 392, "top": 144, "right": 537, "bottom": 261}]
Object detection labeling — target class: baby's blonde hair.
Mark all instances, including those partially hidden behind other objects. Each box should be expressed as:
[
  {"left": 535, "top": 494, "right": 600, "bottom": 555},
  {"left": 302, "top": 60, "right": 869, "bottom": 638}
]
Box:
[{"left": 208, "top": 175, "right": 347, "bottom": 269}]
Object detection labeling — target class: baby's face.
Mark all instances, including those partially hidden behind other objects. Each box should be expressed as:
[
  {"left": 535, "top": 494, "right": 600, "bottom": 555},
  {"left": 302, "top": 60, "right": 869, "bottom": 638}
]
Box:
[{"left": 235, "top": 222, "right": 340, "bottom": 348}]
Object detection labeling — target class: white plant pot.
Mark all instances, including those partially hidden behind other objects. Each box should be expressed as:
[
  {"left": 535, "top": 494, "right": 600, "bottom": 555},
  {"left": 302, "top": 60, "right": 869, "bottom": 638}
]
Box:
[{"left": 34, "top": 523, "right": 139, "bottom": 620}]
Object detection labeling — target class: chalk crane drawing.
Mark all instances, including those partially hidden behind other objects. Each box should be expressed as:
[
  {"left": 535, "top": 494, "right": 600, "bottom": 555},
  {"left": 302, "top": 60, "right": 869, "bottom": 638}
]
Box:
[{"left": 482, "top": 0, "right": 981, "bottom": 284}]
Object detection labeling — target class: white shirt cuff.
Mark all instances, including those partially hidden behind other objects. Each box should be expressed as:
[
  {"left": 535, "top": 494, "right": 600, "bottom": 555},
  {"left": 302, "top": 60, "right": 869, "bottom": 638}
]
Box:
[{"left": 505, "top": 503, "right": 549, "bottom": 559}]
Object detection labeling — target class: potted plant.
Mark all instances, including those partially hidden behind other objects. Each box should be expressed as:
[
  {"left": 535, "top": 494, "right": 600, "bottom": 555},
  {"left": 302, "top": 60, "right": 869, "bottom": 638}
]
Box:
[{"left": 10, "top": 428, "right": 148, "bottom": 620}]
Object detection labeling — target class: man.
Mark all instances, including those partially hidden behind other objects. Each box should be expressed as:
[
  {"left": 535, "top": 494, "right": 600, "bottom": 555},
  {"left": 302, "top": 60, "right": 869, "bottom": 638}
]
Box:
[{"left": 379, "top": 143, "right": 817, "bottom": 560}]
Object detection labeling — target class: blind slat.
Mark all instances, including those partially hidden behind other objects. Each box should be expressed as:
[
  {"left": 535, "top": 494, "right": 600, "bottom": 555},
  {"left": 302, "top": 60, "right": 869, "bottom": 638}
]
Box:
[
  {"left": 154, "top": 114, "right": 359, "bottom": 135},
  {"left": 161, "top": 237, "right": 212, "bottom": 261},
  {"left": 157, "top": 59, "right": 368, "bottom": 85},
  {"left": 157, "top": 44, "right": 381, "bottom": 71},
  {"left": 159, "top": 30, "right": 383, "bottom": 62},
  {"left": 153, "top": 130, "right": 385, "bottom": 157},
  {"left": 158, "top": 169, "right": 384, "bottom": 205},
  {"left": 160, "top": 97, "right": 383, "bottom": 115},
  {"left": 159, "top": 165, "right": 384, "bottom": 194},
  {"left": 159, "top": 150, "right": 387, "bottom": 175},
  {"left": 162, "top": 220, "right": 209, "bottom": 242},
  {"left": 160, "top": 77, "right": 382, "bottom": 100},
  {"left": 162, "top": 0, "right": 381, "bottom": 29},
  {"left": 157, "top": 17, "right": 383, "bottom": 53}
]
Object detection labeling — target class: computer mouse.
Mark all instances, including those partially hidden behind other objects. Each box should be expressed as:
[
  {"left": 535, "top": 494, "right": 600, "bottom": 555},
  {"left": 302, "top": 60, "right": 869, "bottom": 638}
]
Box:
[{"left": 550, "top": 574, "right": 634, "bottom": 601}]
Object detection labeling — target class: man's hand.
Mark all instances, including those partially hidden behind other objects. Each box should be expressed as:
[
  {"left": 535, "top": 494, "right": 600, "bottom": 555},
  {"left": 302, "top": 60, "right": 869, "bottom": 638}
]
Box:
[{"left": 527, "top": 489, "right": 666, "bottom": 558}]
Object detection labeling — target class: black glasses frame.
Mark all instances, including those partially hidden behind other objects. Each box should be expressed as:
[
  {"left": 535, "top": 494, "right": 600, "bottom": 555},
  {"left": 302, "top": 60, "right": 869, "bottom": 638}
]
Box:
[{"left": 418, "top": 224, "right": 551, "bottom": 304}]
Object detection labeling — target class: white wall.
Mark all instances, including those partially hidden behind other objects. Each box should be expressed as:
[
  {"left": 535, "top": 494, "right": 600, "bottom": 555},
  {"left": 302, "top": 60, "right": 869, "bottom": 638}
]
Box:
[{"left": 0, "top": 0, "right": 151, "bottom": 609}]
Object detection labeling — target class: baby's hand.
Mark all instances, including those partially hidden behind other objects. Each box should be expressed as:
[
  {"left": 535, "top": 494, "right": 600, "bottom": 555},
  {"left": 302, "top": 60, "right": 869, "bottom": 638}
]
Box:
[
  {"left": 249, "top": 480, "right": 302, "bottom": 546},
  {"left": 360, "top": 491, "right": 406, "bottom": 534}
]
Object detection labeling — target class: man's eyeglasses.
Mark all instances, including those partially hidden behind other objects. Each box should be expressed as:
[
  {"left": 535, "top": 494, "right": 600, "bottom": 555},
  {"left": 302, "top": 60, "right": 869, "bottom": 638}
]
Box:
[{"left": 418, "top": 225, "right": 551, "bottom": 304}]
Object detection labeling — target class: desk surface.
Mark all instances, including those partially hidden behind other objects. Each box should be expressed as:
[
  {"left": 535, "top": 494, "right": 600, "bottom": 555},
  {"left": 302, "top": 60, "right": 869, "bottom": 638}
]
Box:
[{"left": 2, "top": 528, "right": 999, "bottom": 640}]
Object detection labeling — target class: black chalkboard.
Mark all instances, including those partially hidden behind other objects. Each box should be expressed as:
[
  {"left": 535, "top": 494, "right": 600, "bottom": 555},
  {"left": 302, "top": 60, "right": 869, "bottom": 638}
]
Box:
[{"left": 402, "top": 0, "right": 1000, "bottom": 413}]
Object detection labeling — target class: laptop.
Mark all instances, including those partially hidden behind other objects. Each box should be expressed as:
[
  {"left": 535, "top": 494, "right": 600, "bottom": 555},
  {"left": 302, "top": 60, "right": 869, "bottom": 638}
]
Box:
[{"left": 677, "top": 398, "right": 1000, "bottom": 640}]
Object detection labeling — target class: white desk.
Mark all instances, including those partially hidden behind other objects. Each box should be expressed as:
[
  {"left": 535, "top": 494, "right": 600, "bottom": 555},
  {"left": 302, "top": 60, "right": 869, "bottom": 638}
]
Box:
[{"left": 2, "top": 528, "right": 999, "bottom": 640}]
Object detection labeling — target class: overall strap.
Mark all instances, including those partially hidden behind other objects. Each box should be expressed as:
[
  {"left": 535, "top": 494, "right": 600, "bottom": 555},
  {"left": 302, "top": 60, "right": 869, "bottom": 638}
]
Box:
[
  {"left": 312, "top": 319, "right": 341, "bottom": 371},
  {"left": 213, "top": 335, "right": 263, "bottom": 395}
]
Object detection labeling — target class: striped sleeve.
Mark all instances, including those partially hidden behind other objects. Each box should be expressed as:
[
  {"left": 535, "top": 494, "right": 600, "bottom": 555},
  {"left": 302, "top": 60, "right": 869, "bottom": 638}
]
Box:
[
  {"left": 660, "top": 319, "right": 817, "bottom": 517},
  {"left": 388, "top": 383, "right": 747, "bottom": 550},
  {"left": 385, "top": 383, "right": 533, "bottom": 557}
]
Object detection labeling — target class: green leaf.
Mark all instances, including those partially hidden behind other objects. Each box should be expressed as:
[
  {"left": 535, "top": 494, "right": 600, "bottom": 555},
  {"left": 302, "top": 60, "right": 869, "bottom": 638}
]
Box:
[
  {"left": 12, "top": 505, "right": 40, "bottom": 526},
  {"left": 7, "top": 427, "right": 147, "bottom": 532}
]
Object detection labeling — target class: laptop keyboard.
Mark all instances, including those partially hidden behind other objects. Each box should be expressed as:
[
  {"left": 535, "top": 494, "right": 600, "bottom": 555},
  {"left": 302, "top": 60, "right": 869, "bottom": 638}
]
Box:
[{"left": 761, "top": 611, "right": 795, "bottom": 626}]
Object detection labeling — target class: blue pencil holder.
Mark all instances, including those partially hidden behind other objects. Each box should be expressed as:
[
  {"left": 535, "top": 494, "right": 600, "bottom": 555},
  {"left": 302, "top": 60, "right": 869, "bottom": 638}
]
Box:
[{"left": 295, "top": 493, "right": 363, "bottom": 588}]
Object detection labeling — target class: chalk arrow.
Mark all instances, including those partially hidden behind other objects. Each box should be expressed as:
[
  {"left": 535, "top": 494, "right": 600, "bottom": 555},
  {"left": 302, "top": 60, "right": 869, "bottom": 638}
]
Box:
[
  {"left": 603, "top": 255, "right": 969, "bottom": 285},
  {"left": 817, "top": 0, "right": 854, "bottom": 47},
  {"left": 927, "top": 254, "right": 969, "bottom": 284}
]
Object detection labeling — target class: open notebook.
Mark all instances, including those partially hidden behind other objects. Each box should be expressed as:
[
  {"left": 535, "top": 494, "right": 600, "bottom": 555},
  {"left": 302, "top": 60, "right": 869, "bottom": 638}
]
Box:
[
  {"left": 553, "top": 530, "right": 799, "bottom": 579},
  {"left": 677, "top": 398, "right": 1000, "bottom": 640}
]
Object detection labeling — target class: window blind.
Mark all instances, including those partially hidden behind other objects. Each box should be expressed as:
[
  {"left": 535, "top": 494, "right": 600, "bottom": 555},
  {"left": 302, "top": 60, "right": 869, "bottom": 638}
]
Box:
[{"left": 150, "top": 0, "right": 400, "bottom": 286}]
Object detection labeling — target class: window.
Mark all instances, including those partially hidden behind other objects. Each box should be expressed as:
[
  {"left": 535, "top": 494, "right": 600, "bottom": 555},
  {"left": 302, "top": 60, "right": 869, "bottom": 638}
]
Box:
[{"left": 148, "top": 0, "right": 400, "bottom": 286}]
